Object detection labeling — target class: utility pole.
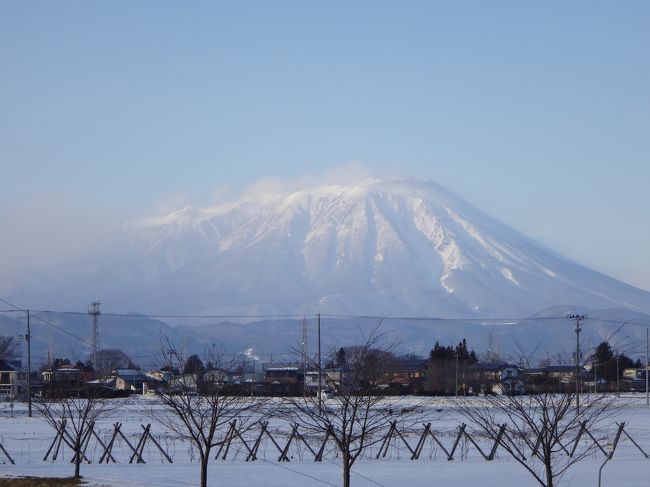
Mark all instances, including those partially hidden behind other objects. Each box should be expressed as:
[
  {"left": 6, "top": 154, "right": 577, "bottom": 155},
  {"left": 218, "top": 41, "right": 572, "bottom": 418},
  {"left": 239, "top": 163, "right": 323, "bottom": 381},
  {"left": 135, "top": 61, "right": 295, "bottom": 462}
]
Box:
[
  {"left": 88, "top": 299, "right": 101, "bottom": 371},
  {"left": 616, "top": 353, "right": 620, "bottom": 397},
  {"left": 568, "top": 314, "right": 585, "bottom": 414},
  {"left": 251, "top": 359, "right": 255, "bottom": 397},
  {"left": 47, "top": 342, "right": 53, "bottom": 369},
  {"left": 645, "top": 328, "right": 650, "bottom": 406},
  {"left": 317, "top": 313, "right": 322, "bottom": 413},
  {"left": 26, "top": 310, "right": 32, "bottom": 418},
  {"left": 455, "top": 352, "right": 459, "bottom": 396},
  {"left": 301, "top": 317, "right": 308, "bottom": 395}
]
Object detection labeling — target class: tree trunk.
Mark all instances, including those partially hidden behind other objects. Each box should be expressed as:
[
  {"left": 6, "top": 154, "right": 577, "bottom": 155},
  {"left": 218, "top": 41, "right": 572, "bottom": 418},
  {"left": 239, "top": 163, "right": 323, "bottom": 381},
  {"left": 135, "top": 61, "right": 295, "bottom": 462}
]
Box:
[
  {"left": 342, "top": 452, "right": 351, "bottom": 487},
  {"left": 200, "top": 453, "right": 209, "bottom": 487},
  {"left": 545, "top": 452, "right": 553, "bottom": 487},
  {"left": 74, "top": 448, "right": 81, "bottom": 479},
  {"left": 343, "top": 464, "right": 351, "bottom": 487}
]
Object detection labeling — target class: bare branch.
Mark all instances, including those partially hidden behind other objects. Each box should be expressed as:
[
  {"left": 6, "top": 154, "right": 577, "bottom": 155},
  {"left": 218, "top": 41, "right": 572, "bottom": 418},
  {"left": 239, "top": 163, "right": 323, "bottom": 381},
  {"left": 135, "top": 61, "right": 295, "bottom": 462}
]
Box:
[
  {"left": 457, "top": 391, "right": 615, "bottom": 487},
  {"left": 147, "top": 337, "right": 265, "bottom": 487}
]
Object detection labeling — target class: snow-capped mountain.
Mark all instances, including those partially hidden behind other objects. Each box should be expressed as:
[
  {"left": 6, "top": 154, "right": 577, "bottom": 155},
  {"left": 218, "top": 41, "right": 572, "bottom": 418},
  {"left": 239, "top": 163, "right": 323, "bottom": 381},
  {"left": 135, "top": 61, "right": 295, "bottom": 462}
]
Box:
[{"left": 14, "top": 178, "right": 650, "bottom": 317}]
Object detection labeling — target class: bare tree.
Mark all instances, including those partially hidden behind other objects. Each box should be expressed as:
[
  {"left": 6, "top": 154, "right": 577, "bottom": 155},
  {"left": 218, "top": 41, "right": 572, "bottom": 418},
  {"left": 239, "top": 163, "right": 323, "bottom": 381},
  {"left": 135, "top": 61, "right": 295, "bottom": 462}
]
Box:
[
  {"left": 458, "top": 391, "right": 614, "bottom": 487},
  {"left": 149, "top": 339, "right": 262, "bottom": 487},
  {"left": 95, "top": 348, "right": 134, "bottom": 375},
  {"left": 508, "top": 340, "right": 540, "bottom": 370},
  {"left": 35, "top": 384, "right": 117, "bottom": 478},
  {"left": 282, "top": 327, "right": 418, "bottom": 487},
  {"left": 0, "top": 336, "right": 19, "bottom": 361}
]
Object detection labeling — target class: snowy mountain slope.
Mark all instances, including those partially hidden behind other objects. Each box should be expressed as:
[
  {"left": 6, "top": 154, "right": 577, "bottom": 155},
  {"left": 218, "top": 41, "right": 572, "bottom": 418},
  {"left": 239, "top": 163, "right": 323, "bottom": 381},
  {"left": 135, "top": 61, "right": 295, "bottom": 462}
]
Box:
[{"left": 14, "top": 178, "right": 650, "bottom": 317}]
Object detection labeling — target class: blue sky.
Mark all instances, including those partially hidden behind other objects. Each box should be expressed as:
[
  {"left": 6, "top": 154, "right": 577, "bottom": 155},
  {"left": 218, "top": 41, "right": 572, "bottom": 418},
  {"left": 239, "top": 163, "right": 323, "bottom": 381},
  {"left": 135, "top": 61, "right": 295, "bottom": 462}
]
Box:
[{"left": 1, "top": 1, "right": 649, "bottom": 289}]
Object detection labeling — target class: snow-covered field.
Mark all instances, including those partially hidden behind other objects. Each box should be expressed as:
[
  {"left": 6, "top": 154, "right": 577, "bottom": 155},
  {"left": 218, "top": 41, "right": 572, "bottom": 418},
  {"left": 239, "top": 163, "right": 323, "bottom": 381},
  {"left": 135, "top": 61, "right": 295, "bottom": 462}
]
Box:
[{"left": 0, "top": 395, "right": 648, "bottom": 487}]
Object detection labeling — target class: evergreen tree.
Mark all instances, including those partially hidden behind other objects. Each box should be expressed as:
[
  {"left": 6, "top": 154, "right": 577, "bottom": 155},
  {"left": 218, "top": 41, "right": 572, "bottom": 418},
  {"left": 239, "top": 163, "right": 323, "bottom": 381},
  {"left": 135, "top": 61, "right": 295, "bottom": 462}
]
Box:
[
  {"left": 183, "top": 354, "right": 205, "bottom": 375},
  {"left": 590, "top": 341, "right": 637, "bottom": 382},
  {"left": 593, "top": 342, "right": 614, "bottom": 364},
  {"left": 335, "top": 347, "right": 348, "bottom": 367},
  {"left": 425, "top": 338, "right": 478, "bottom": 394}
]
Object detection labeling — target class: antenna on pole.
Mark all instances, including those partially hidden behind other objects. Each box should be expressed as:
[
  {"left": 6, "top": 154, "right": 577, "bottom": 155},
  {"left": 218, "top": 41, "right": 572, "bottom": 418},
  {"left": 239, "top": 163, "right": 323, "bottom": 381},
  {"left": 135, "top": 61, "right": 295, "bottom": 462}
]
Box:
[
  {"left": 88, "top": 299, "right": 101, "bottom": 370},
  {"left": 567, "top": 313, "right": 586, "bottom": 414}
]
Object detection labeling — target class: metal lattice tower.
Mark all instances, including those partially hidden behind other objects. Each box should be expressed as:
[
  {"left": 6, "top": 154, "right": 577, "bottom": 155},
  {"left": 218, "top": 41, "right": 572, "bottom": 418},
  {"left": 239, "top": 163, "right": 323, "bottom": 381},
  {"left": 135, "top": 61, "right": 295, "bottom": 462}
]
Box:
[{"left": 88, "top": 299, "right": 101, "bottom": 369}]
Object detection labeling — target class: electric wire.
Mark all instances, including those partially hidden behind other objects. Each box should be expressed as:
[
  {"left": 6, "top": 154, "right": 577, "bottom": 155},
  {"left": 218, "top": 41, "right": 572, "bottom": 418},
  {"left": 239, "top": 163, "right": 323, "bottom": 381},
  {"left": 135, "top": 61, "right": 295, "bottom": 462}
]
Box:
[
  {"left": 13, "top": 307, "right": 583, "bottom": 324},
  {"left": 4, "top": 297, "right": 650, "bottom": 327},
  {"left": 0, "top": 297, "right": 92, "bottom": 346},
  {"left": 320, "top": 313, "right": 567, "bottom": 322},
  {"left": 35, "top": 309, "right": 313, "bottom": 319},
  {"left": 2, "top": 295, "right": 650, "bottom": 362}
]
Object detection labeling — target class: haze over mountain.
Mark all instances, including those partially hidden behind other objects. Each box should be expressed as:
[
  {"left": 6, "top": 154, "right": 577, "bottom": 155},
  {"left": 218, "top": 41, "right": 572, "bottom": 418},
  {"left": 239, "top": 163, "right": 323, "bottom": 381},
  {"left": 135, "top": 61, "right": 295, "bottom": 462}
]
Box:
[{"left": 9, "top": 178, "right": 650, "bottom": 318}]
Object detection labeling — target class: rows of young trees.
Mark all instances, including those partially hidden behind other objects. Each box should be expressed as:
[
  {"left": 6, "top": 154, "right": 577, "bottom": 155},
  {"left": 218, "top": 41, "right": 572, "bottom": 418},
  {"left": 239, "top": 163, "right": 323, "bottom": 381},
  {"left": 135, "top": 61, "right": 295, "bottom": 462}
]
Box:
[
  {"left": 31, "top": 333, "right": 623, "bottom": 487},
  {"left": 3, "top": 329, "right": 644, "bottom": 487}
]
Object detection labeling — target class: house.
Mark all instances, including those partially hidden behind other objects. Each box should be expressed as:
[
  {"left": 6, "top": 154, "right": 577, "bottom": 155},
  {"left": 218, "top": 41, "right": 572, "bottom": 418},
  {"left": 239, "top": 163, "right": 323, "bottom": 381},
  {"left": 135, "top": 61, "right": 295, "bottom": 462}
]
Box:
[
  {"left": 146, "top": 370, "right": 173, "bottom": 382},
  {"left": 623, "top": 368, "right": 647, "bottom": 382},
  {"left": 492, "top": 378, "right": 525, "bottom": 395},
  {"left": 322, "top": 367, "right": 345, "bottom": 391},
  {"left": 526, "top": 365, "right": 577, "bottom": 382},
  {"left": 264, "top": 367, "right": 302, "bottom": 384},
  {"left": 198, "top": 369, "right": 236, "bottom": 394},
  {"left": 379, "top": 358, "right": 427, "bottom": 394},
  {"left": 42, "top": 366, "right": 84, "bottom": 385},
  {"left": 304, "top": 371, "right": 323, "bottom": 392},
  {"left": 524, "top": 365, "right": 585, "bottom": 392},
  {"left": 168, "top": 371, "right": 209, "bottom": 394},
  {"left": 459, "top": 363, "right": 522, "bottom": 395},
  {"left": 264, "top": 366, "right": 303, "bottom": 395},
  {"left": 113, "top": 369, "right": 161, "bottom": 394},
  {"left": 0, "top": 360, "right": 27, "bottom": 400},
  {"left": 41, "top": 365, "right": 86, "bottom": 397}
]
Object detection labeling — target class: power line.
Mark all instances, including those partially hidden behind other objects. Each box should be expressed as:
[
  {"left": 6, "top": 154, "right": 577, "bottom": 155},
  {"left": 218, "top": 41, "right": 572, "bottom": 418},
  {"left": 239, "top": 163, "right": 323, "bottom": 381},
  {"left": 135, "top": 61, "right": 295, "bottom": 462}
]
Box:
[
  {"left": 23, "top": 308, "right": 575, "bottom": 324},
  {"left": 30, "top": 312, "right": 92, "bottom": 346},
  {"left": 0, "top": 297, "right": 92, "bottom": 346},
  {"left": 6, "top": 298, "right": 650, "bottom": 326},
  {"left": 34, "top": 309, "right": 314, "bottom": 319},
  {"left": 0, "top": 297, "right": 26, "bottom": 312},
  {"left": 4, "top": 296, "right": 650, "bottom": 350},
  {"left": 319, "top": 313, "right": 568, "bottom": 322},
  {"left": 589, "top": 318, "right": 650, "bottom": 328}
]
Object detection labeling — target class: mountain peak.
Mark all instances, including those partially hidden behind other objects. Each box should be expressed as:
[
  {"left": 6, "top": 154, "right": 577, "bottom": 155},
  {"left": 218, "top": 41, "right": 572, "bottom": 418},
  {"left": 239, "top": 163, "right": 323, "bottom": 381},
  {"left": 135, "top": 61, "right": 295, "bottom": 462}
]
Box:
[{"left": 18, "top": 177, "right": 650, "bottom": 317}]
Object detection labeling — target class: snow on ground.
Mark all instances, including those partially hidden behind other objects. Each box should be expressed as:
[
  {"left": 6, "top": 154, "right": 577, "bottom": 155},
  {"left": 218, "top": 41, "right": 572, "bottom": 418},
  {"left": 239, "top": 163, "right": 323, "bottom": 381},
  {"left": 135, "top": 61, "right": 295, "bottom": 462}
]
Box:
[{"left": 0, "top": 395, "right": 648, "bottom": 487}]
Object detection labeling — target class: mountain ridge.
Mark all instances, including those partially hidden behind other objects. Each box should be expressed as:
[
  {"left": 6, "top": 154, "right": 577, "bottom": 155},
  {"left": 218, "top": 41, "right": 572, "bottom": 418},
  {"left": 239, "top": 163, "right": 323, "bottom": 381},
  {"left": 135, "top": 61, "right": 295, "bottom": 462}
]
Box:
[{"left": 7, "top": 178, "right": 650, "bottom": 317}]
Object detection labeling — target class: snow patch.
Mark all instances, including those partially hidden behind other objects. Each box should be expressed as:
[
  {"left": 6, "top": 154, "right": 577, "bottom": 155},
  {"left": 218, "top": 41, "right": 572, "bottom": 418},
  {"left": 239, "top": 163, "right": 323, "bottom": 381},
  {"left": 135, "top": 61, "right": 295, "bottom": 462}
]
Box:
[
  {"left": 441, "top": 281, "right": 455, "bottom": 294},
  {"left": 501, "top": 267, "right": 520, "bottom": 286}
]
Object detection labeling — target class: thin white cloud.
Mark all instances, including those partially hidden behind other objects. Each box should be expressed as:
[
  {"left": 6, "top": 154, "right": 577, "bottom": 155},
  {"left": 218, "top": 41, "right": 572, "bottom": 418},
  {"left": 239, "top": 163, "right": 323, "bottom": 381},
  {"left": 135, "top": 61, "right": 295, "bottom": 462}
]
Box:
[
  {"left": 153, "top": 190, "right": 192, "bottom": 216},
  {"left": 230, "top": 161, "right": 389, "bottom": 203}
]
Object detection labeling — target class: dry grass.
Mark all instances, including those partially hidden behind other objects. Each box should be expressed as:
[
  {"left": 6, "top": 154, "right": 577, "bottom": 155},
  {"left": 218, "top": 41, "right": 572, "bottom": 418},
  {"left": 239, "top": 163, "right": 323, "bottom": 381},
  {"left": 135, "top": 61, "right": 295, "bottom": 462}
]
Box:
[{"left": 0, "top": 478, "right": 85, "bottom": 487}]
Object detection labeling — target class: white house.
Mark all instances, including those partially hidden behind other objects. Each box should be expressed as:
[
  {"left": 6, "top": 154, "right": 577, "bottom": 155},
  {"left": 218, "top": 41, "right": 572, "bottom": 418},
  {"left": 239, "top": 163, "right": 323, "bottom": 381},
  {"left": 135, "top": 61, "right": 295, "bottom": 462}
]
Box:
[{"left": 0, "top": 360, "right": 27, "bottom": 400}]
